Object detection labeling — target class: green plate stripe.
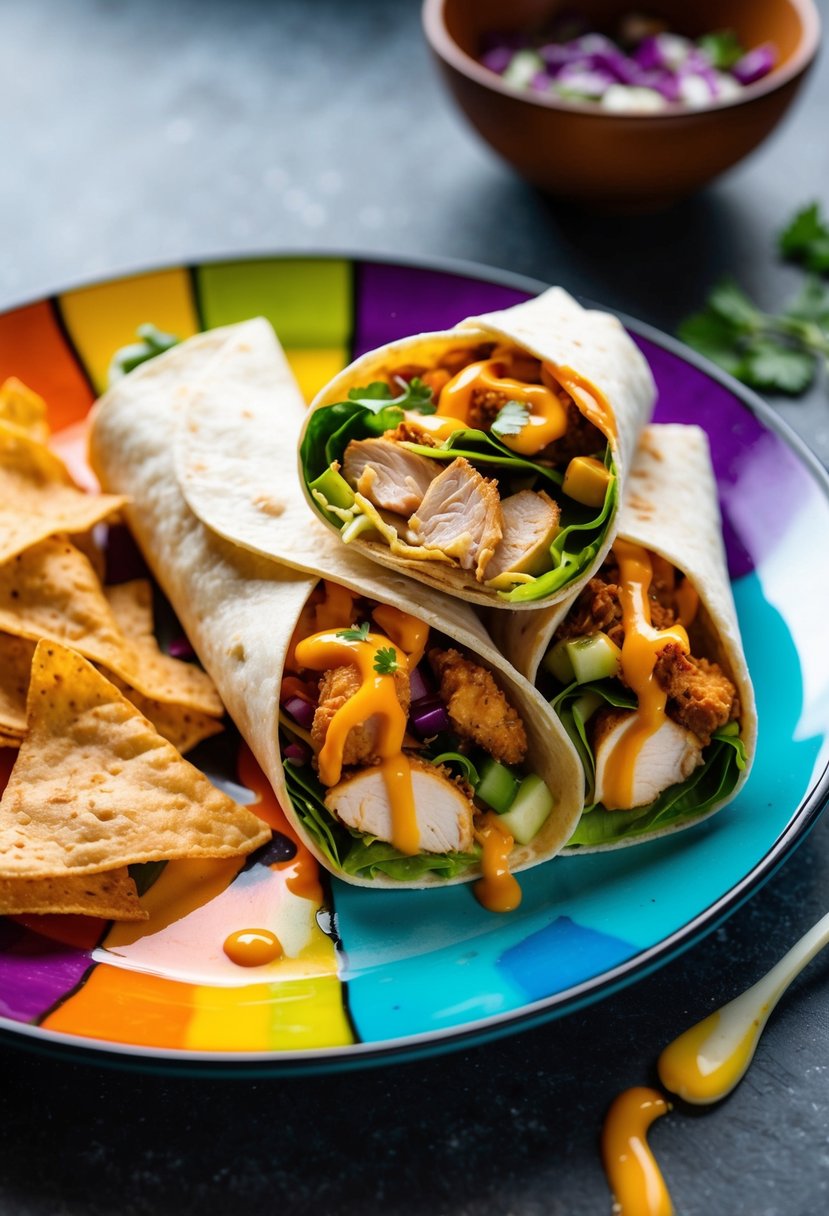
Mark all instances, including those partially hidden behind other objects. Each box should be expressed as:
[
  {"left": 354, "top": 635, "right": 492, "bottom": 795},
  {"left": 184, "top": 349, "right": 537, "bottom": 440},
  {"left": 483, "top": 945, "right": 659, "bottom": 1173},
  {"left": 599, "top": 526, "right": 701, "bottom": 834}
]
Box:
[{"left": 195, "top": 257, "right": 353, "bottom": 347}]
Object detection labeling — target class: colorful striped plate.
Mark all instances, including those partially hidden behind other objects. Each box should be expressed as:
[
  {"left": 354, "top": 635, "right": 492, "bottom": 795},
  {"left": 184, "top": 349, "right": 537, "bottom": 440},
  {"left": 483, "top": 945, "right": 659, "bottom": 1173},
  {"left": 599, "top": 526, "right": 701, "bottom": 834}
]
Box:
[{"left": 1, "top": 254, "right": 828, "bottom": 1075}]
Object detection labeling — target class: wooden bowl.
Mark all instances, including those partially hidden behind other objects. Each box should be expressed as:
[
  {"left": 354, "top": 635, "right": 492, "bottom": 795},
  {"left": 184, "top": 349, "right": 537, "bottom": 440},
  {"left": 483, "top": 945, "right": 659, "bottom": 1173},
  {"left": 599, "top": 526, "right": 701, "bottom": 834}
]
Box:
[{"left": 422, "top": 0, "right": 821, "bottom": 210}]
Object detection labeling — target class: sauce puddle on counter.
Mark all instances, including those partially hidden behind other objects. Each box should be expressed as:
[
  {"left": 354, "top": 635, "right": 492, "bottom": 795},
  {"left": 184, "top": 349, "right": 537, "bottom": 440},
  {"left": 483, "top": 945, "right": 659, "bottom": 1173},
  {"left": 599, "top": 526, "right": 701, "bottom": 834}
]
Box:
[{"left": 602, "top": 1087, "right": 672, "bottom": 1216}]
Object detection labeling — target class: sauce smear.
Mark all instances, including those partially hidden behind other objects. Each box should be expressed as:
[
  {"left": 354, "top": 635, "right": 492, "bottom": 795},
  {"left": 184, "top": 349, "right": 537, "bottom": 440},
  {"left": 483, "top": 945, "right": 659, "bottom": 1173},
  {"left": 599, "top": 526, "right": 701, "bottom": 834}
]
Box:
[{"left": 602, "top": 1087, "right": 673, "bottom": 1216}]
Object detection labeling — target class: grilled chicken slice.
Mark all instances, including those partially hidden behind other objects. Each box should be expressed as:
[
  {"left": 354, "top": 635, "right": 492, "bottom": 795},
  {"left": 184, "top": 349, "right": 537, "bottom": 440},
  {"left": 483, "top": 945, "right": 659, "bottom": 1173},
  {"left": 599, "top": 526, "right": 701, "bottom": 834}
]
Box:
[
  {"left": 311, "top": 663, "right": 411, "bottom": 769},
  {"left": 593, "top": 710, "right": 704, "bottom": 811},
  {"left": 408, "top": 457, "right": 502, "bottom": 581},
  {"left": 429, "top": 647, "right": 527, "bottom": 766},
  {"left": 325, "top": 755, "right": 474, "bottom": 854},
  {"left": 485, "top": 489, "right": 560, "bottom": 581},
  {"left": 342, "top": 437, "right": 443, "bottom": 516}
]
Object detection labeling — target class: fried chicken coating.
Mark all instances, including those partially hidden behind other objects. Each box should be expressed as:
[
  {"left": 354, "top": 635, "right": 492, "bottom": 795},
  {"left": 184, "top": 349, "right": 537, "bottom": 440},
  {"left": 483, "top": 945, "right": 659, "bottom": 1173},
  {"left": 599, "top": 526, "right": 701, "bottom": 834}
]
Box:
[{"left": 428, "top": 646, "right": 527, "bottom": 766}]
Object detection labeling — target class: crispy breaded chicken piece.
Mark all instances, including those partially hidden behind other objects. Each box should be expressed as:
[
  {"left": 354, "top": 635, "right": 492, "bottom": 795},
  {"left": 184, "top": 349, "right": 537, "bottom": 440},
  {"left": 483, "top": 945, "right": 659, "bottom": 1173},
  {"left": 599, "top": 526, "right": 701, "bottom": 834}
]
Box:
[
  {"left": 654, "top": 642, "right": 739, "bottom": 745},
  {"left": 554, "top": 562, "right": 676, "bottom": 650},
  {"left": 311, "top": 663, "right": 411, "bottom": 773},
  {"left": 428, "top": 647, "right": 527, "bottom": 766}
]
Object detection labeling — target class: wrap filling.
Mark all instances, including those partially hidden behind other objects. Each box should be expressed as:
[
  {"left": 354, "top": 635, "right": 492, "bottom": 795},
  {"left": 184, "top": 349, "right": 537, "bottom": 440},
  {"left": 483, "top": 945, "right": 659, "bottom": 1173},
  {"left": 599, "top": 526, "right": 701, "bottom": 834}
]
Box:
[
  {"left": 280, "top": 581, "right": 557, "bottom": 906},
  {"left": 301, "top": 344, "right": 619, "bottom": 603},
  {"left": 541, "top": 541, "right": 747, "bottom": 847}
]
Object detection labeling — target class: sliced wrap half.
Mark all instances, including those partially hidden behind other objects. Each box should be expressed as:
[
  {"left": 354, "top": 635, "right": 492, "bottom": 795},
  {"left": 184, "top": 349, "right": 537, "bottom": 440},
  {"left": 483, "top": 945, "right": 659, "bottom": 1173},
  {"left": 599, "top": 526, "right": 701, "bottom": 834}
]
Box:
[
  {"left": 489, "top": 424, "right": 756, "bottom": 851},
  {"left": 89, "top": 321, "right": 584, "bottom": 892},
  {"left": 298, "top": 287, "right": 656, "bottom": 609}
]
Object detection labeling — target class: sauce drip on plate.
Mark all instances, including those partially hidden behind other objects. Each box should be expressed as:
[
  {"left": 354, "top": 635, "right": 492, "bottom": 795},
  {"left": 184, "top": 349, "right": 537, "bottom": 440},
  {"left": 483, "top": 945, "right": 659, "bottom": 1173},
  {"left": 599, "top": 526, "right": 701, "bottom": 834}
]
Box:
[{"left": 223, "top": 928, "right": 283, "bottom": 967}]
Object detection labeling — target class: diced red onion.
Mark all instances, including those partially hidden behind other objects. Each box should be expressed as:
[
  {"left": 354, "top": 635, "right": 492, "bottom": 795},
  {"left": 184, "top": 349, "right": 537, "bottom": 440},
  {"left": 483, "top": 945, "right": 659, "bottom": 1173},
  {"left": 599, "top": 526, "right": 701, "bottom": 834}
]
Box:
[
  {"left": 409, "top": 664, "right": 434, "bottom": 703},
  {"left": 632, "top": 35, "right": 665, "bottom": 71},
  {"left": 637, "top": 68, "right": 681, "bottom": 102},
  {"left": 480, "top": 46, "right": 513, "bottom": 74},
  {"left": 283, "top": 695, "right": 316, "bottom": 730},
  {"left": 732, "top": 43, "right": 776, "bottom": 86},
  {"left": 284, "top": 741, "right": 311, "bottom": 765},
  {"left": 678, "top": 72, "right": 717, "bottom": 106},
  {"left": 538, "top": 42, "right": 578, "bottom": 71},
  {"left": 556, "top": 64, "right": 615, "bottom": 97},
  {"left": 410, "top": 699, "right": 451, "bottom": 738},
  {"left": 168, "top": 635, "right": 196, "bottom": 660}
]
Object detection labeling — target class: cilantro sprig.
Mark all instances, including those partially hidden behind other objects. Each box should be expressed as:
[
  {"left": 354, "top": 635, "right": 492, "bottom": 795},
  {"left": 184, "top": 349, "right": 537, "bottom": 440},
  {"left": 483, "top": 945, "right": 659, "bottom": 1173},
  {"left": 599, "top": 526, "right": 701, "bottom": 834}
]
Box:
[
  {"left": 373, "top": 646, "right": 399, "bottom": 676},
  {"left": 347, "top": 376, "right": 435, "bottom": 414},
  {"left": 336, "top": 622, "right": 370, "bottom": 643},
  {"left": 679, "top": 204, "right": 829, "bottom": 395},
  {"left": 491, "top": 399, "right": 530, "bottom": 438}
]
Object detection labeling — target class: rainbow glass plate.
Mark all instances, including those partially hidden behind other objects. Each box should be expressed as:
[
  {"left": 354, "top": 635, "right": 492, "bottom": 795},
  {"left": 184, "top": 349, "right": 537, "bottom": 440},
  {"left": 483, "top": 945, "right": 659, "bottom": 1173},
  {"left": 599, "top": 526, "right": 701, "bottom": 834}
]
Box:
[{"left": 1, "top": 254, "right": 828, "bottom": 1076}]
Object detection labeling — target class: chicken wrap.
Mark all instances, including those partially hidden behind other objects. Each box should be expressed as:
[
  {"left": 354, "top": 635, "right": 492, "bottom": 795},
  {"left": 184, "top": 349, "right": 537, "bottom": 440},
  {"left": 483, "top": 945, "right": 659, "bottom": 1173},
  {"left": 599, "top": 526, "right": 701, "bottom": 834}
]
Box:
[
  {"left": 298, "top": 287, "right": 656, "bottom": 609},
  {"left": 488, "top": 424, "right": 756, "bottom": 850},
  {"left": 89, "top": 322, "right": 584, "bottom": 898}
]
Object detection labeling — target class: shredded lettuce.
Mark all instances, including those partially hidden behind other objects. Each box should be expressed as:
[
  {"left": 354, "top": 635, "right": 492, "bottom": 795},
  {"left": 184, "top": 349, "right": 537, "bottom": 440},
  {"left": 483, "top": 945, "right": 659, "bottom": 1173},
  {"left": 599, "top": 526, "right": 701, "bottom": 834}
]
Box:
[{"left": 551, "top": 679, "right": 748, "bottom": 848}]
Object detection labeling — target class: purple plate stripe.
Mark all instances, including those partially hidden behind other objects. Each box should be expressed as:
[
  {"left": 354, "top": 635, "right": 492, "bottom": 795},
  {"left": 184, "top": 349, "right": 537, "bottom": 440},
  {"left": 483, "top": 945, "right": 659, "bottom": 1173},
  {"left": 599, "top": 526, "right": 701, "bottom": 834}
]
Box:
[
  {"left": 353, "top": 262, "right": 527, "bottom": 357},
  {"left": 0, "top": 923, "right": 92, "bottom": 1023},
  {"left": 640, "top": 336, "right": 815, "bottom": 580}
]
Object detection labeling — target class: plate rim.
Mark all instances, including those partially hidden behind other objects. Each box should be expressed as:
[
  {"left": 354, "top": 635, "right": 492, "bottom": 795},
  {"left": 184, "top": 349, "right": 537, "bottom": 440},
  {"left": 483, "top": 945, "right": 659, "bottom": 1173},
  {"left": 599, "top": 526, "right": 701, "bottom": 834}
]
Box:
[{"left": 1, "top": 248, "right": 828, "bottom": 1075}]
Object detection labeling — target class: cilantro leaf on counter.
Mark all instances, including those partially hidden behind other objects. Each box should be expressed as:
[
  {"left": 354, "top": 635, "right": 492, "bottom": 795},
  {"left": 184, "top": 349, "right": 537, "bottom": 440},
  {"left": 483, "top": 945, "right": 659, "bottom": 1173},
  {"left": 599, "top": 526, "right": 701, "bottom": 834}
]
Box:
[
  {"left": 779, "top": 203, "right": 829, "bottom": 273},
  {"left": 679, "top": 277, "right": 828, "bottom": 395},
  {"left": 491, "top": 399, "right": 530, "bottom": 438}
]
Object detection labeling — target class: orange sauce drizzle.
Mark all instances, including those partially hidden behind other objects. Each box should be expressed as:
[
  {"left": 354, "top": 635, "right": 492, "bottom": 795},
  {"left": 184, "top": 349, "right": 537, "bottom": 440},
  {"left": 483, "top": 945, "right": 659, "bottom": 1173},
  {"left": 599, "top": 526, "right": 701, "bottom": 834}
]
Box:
[
  {"left": 371, "top": 603, "right": 429, "bottom": 670},
  {"left": 552, "top": 365, "right": 617, "bottom": 440},
  {"left": 600, "top": 541, "right": 690, "bottom": 810},
  {"left": 474, "top": 812, "right": 522, "bottom": 913},
  {"left": 293, "top": 629, "right": 419, "bottom": 855},
  {"left": 602, "top": 1087, "right": 673, "bottom": 1216},
  {"left": 223, "top": 927, "right": 283, "bottom": 967},
  {"left": 432, "top": 358, "right": 568, "bottom": 456},
  {"left": 237, "top": 744, "right": 324, "bottom": 904}
]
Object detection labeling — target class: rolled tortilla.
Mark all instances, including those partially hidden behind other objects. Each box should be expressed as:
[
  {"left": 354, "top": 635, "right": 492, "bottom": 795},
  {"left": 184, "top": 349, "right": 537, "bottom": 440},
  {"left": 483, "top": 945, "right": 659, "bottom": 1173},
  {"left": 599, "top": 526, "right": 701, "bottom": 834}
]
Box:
[
  {"left": 489, "top": 423, "right": 757, "bottom": 851},
  {"left": 89, "top": 322, "right": 584, "bottom": 889},
  {"left": 297, "top": 287, "right": 656, "bottom": 609}
]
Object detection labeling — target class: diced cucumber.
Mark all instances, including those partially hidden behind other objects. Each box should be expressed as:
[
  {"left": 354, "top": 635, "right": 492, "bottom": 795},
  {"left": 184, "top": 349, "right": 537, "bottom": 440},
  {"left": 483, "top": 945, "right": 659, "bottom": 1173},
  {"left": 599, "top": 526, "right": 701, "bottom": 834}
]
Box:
[
  {"left": 566, "top": 633, "right": 622, "bottom": 684},
  {"left": 543, "top": 638, "right": 576, "bottom": 685},
  {"left": 308, "top": 465, "right": 355, "bottom": 510},
  {"left": 476, "top": 757, "right": 519, "bottom": 814},
  {"left": 497, "top": 774, "right": 554, "bottom": 845}
]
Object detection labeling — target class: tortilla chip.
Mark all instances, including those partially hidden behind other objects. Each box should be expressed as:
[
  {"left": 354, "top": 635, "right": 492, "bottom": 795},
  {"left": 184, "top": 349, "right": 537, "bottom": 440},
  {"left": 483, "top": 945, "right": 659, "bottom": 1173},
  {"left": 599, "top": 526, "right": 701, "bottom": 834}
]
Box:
[
  {"left": 104, "top": 579, "right": 223, "bottom": 715},
  {"left": 106, "top": 673, "right": 224, "bottom": 754},
  {"left": 0, "top": 378, "right": 50, "bottom": 443},
  {"left": 0, "top": 868, "right": 147, "bottom": 920},
  {"left": 0, "top": 422, "right": 125, "bottom": 564},
  {"left": 0, "top": 633, "right": 33, "bottom": 738},
  {"left": 0, "top": 640, "right": 271, "bottom": 878},
  {"left": 0, "top": 539, "right": 222, "bottom": 715},
  {"left": 0, "top": 627, "right": 220, "bottom": 754}
]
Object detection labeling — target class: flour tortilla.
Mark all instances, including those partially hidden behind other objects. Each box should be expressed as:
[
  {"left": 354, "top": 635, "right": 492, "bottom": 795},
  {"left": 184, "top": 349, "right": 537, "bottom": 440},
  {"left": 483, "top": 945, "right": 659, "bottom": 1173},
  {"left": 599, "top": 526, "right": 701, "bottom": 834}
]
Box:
[
  {"left": 489, "top": 423, "right": 756, "bottom": 849},
  {"left": 89, "top": 326, "right": 584, "bottom": 888},
  {"left": 296, "top": 287, "right": 656, "bottom": 609}
]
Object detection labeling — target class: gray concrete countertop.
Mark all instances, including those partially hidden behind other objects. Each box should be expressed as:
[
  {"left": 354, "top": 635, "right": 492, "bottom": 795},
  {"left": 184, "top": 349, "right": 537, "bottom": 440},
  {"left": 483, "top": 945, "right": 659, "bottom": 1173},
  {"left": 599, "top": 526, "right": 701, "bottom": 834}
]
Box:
[{"left": 1, "top": 2, "right": 828, "bottom": 1213}]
